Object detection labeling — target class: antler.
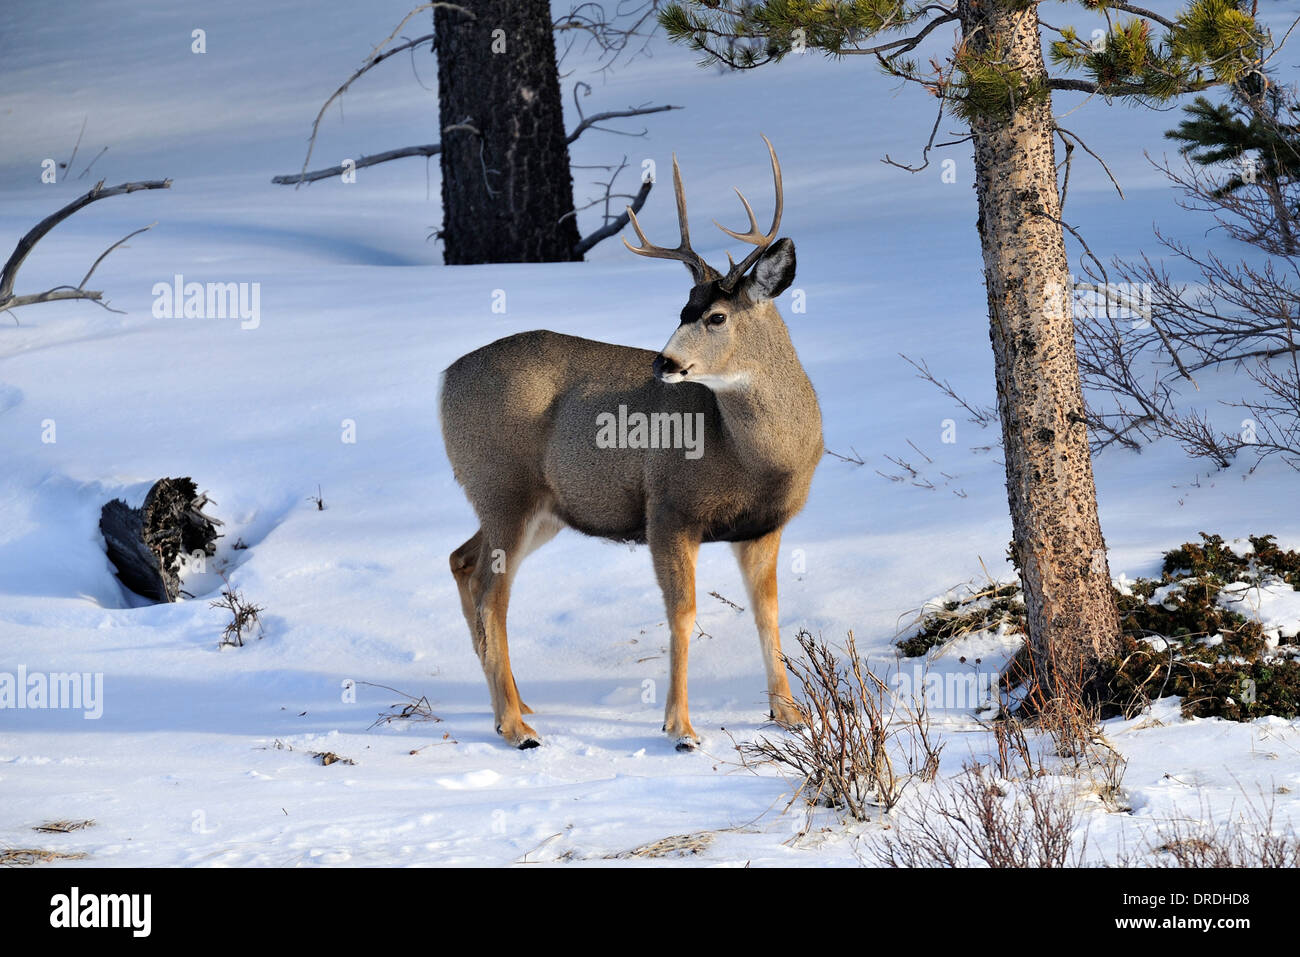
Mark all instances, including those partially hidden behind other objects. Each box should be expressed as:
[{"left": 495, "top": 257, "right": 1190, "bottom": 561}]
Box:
[
  {"left": 623, "top": 136, "right": 783, "bottom": 291},
  {"left": 623, "top": 154, "right": 720, "bottom": 285},
  {"left": 716, "top": 134, "right": 783, "bottom": 293}
]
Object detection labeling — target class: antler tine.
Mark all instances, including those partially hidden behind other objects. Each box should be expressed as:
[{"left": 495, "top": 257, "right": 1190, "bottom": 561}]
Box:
[
  {"left": 622, "top": 153, "right": 718, "bottom": 283},
  {"left": 715, "top": 187, "right": 762, "bottom": 244},
  {"left": 671, "top": 154, "right": 692, "bottom": 250},
  {"left": 717, "top": 134, "right": 784, "bottom": 292}
]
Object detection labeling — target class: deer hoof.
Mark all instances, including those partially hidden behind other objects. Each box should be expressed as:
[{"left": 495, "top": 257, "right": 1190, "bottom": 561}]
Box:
[
  {"left": 770, "top": 709, "right": 805, "bottom": 732},
  {"left": 671, "top": 732, "right": 701, "bottom": 752},
  {"left": 496, "top": 721, "right": 541, "bottom": 750}
]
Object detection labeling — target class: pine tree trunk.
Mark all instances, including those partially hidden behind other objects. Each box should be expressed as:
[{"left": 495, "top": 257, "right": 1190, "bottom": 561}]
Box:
[
  {"left": 959, "top": 0, "right": 1121, "bottom": 696},
  {"left": 433, "top": 0, "right": 581, "bottom": 263}
]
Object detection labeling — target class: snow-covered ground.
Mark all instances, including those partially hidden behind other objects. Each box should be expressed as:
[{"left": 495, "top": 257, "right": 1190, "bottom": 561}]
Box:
[{"left": 1, "top": 0, "right": 1298, "bottom": 866}]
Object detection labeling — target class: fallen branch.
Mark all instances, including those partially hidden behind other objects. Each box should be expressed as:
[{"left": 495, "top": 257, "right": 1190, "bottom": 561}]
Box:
[{"left": 0, "top": 179, "right": 171, "bottom": 313}]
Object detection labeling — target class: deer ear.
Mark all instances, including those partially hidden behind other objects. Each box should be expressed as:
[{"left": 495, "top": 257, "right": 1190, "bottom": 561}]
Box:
[{"left": 744, "top": 238, "right": 796, "bottom": 302}]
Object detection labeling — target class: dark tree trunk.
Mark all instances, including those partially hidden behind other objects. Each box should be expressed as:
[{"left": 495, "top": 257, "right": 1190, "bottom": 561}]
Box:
[
  {"left": 959, "top": 0, "right": 1122, "bottom": 698},
  {"left": 434, "top": 0, "right": 582, "bottom": 263}
]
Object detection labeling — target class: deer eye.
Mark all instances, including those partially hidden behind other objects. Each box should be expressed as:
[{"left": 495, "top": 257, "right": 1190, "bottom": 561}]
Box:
[{"left": 706, "top": 312, "right": 727, "bottom": 327}]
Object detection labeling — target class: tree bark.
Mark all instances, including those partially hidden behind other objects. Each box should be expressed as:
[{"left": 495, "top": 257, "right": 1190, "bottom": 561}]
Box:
[
  {"left": 100, "top": 477, "right": 220, "bottom": 603},
  {"left": 434, "top": 0, "right": 582, "bottom": 263},
  {"left": 959, "top": 0, "right": 1122, "bottom": 695}
]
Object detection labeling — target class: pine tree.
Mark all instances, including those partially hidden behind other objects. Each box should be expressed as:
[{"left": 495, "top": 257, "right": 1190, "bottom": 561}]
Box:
[
  {"left": 1166, "top": 74, "right": 1300, "bottom": 250},
  {"left": 659, "top": 0, "right": 1279, "bottom": 708}
]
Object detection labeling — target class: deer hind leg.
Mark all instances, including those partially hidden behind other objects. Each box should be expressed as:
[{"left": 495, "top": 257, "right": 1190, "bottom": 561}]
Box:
[
  {"left": 649, "top": 522, "right": 701, "bottom": 751},
  {"left": 450, "top": 527, "right": 548, "bottom": 717},
  {"left": 457, "top": 508, "right": 563, "bottom": 748},
  {"left": 733, "top": 530, "right": 801, "bottom": 728}
]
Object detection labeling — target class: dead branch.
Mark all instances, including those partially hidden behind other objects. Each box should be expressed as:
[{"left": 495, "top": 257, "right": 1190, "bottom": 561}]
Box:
[
  {"left": 566, "top": 101, "right": 681, "bottom": 144},
  {"left": 1055, "top": 126, "right": 1125, "bottom": 200},
  {"left": 273, "top": 34, "right": 674, "bottom": 200},
  {"left": 553, "top": 1, "right": 664, "bottom": 72},
  {"left": 282, "top": 32, "right": 436, "bottom": 188},
  {"left": 279, "top": 3, "right": 475, "bottom": 189},
  {"left": 883, "top": 97, "right": 946, "bottom": 173},
  {"left": 0, "top": 178, "right": 171, "bottom": 313},
  {"left": 272, "top": 144, "right": 440, "bottom": 185},
  {"left": 900, "top": 353, "right": 997, "bottom": 427},
  {"left": 575, "top": 177, "right": 652, "bottom": 255}
]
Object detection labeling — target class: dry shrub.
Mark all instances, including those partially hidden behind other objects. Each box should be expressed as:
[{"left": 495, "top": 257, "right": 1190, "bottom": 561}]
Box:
[
  {"left": 740, "top": 630, "right": 907, "bottom": 819},
  {"left": 313, "top": 751, "right": 355, "bottom": 766},
  {"left": 869, "top": 763, "right": 1087, "bottom": 868},
  {"left": 359, "top": 681, "right": 444, "bottom": 729},
  {"left": 0, "top": 848, "right": 88, "bottom": 866},
  {"left": 211, "top": 578, "right": 264, "bottom": 647},
  {"left": 608, "top": 831, "right": 716, "bottom": 859},
  {"left": 32, "top": 819, "right": 95, "bottom": 833},
  {"left": 1143, "top": 792, "right": 1300, "bottom": 868}
]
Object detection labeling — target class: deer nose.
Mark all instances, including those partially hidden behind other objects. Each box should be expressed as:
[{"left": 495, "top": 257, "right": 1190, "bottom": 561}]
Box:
[{"left": 653, "top": 353, "right": 680, "bottom": 378}]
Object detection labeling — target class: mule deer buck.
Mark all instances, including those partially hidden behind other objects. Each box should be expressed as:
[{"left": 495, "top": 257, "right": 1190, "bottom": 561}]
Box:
[{"left": 440, "top": 137, "right": 822, "bottom": 750}]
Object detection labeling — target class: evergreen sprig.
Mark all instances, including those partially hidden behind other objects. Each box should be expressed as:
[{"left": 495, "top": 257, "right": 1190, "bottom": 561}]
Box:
[{"left": 662, "top": 0, "right": 1270, "bottom": 119}]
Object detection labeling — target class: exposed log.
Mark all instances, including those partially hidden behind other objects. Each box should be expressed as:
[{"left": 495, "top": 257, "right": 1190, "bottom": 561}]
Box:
[{"left": 100, "top": 477, "right": 221, "bottom": 602}]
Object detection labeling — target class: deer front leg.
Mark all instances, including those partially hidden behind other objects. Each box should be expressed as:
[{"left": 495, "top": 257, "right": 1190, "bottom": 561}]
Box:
[
  {"left": 733, "top": 530, "right": 801, "bottom": 728},
  {"left": 649, "top": 521, "right": 701, "bottom": 751}
]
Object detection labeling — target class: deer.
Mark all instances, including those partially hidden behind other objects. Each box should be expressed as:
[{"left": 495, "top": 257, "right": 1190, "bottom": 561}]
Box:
[{"left": 439, "top": 136, "right": 823, "bottom": 750}]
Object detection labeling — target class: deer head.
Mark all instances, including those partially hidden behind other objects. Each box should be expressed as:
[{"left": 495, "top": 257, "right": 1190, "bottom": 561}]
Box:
[{"left": 624, "top": 136, "right": 796, "bottom": 392}]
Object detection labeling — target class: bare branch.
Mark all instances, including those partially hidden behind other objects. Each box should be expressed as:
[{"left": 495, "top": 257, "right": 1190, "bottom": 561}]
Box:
[
  {"left": 367, "top": 2, "right": 472, "bottom": 61},
  {"left": 0, "top": 179, "right": 171, "bottom": 312},
  {"left": 900, "top": 353, "right": 997, "bottom": 427},
  {"left": 288, "top": 32, "right": 436, "bottom": 189},
  {"left": 273, "top": 143, "right": 441, "bottom": 185},
  {"left": 63, "top": 116, "right": 87, "bottom": 178},
  {"left": 553, "top": 0, "right": 664, "bottom": 73},
  {"left": 1104, "top": 3, "right": 1176, "bottom": 30},
  {"left": 284, "top": 4, "right": 474, "bottom": 190},
  {"left": 566, "top": 85, "right": 681, "bottom": 144},
  {"left": 575, "top": 176, "right": 652, "bottom": 255},
  {"left": 1055, "top": 126, "right": 1124, "bottom": 200},
  {"left": 840, "top": 12, "right": 959, "bottom": 57},
  {"left": 883, "top": 99, "right": 946, "bottom": 173},
  {"left": 79, "top": 222, "right": 156, "bottom": 289},
  {"left": 76, "top": 146, "right": 110, "bottom": 180},
  {"left": 1050, "top": 76, "right": 1216, "bottom": 96}
]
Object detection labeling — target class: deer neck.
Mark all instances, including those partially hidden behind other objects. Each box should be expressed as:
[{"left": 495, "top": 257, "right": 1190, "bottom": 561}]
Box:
[{"left": 708, "top": 338, "right": 820, "bottom": 477}]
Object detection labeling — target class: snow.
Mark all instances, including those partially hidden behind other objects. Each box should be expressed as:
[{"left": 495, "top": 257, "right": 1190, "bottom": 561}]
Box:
[{"left": 1, "top": 0, "right": 1299, "bottom": 866}]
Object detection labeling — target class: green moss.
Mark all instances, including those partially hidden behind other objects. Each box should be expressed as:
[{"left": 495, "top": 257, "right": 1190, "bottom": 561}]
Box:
[
  {"left": 897, "top": 584, "right": 1026, "bottom": 658},
  {"left": 899, "top": 532, "right": 1300, "bottom": 722},
  {"left": 1161, "top": 532, "right": 1300, "bottom": 588},
  {"left": 1099, "top": 636, "right": 1300, "bottom": 721}
]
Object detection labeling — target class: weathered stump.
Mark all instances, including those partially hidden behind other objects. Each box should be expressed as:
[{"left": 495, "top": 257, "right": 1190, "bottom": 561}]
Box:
[{"left": 99, "top": 477, "right": 221, "bottom": 602}]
